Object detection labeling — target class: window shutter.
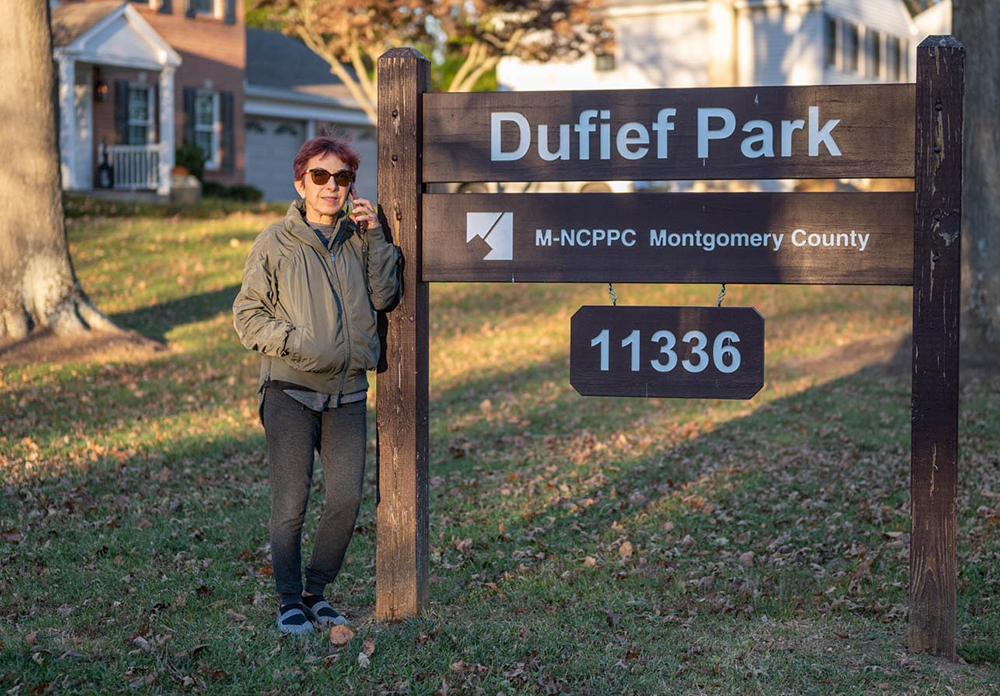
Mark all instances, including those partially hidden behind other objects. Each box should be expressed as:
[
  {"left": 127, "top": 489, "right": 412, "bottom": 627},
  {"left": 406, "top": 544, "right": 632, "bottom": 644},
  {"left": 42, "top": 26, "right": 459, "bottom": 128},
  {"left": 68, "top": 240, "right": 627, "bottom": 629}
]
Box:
[
  {"left": 158, "top": 0, "right": 172, "bottom": 13},
  {"left": 221, "top": 91, "right": 235, "bottom": 173},
  {"left": 184, "top": 0, "right": 195, "bottom": 19},
  {"left": 224, "top": 0, "right": 235, "bottom": 24},
  {"left": 183, "top": 87, "right": 196, "bottom": 146},
  {"left": 115, "top": 81, "right": 130, "bottom": 144}
]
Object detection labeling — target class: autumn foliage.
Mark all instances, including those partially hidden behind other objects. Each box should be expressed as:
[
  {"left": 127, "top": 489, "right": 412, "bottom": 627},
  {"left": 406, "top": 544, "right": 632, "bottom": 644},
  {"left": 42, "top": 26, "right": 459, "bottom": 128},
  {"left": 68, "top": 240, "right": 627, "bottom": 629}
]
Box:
[{"left": 249, "top": 0, "right": 614, "bottom": 121}]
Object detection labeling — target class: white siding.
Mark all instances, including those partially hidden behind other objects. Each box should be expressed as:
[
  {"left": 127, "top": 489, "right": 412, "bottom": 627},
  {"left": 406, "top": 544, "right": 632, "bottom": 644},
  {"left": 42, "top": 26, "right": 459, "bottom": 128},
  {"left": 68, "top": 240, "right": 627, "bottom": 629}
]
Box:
[
  {"left": 739, "top": 6, "right": 825, "bottom": 85},
  {"left": 498, "top": 6, "right": 710, "bottom": 91},
  {"left": 914, "top": 1, "right": 951, "bottom": 38},
  {"left": 500, "top": 0, "right": 922, "bottom": 91},
  {"left": 824, "top": 0, "right": 912, "bottom": 35},
  {"left": 823, "top": 0, "right": 914, "bottom": 82}
]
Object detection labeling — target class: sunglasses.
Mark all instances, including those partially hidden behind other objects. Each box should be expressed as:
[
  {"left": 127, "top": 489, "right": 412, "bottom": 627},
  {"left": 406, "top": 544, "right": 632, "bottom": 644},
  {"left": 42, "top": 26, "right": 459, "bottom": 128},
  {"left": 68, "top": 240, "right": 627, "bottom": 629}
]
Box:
[{"left": 305, "top": 167, "right": 355, "bottom": 187}]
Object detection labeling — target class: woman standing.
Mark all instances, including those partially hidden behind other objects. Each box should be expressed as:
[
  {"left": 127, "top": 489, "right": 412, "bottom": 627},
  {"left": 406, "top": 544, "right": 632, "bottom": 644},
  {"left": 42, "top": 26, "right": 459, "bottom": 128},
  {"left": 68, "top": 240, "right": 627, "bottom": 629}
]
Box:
[{"left": 233, "top": 137, "right": 400, "bottom": 633}]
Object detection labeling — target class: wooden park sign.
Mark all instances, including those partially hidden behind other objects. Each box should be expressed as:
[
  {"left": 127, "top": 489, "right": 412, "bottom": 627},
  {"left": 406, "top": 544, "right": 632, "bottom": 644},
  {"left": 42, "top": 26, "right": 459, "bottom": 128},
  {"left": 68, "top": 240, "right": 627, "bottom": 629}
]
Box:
[
  {"left": 423, "top": 192, "right": 914, "bottom": 284},
  {"left": 375, "top": 38, "right": 965, "bottom": 659}
]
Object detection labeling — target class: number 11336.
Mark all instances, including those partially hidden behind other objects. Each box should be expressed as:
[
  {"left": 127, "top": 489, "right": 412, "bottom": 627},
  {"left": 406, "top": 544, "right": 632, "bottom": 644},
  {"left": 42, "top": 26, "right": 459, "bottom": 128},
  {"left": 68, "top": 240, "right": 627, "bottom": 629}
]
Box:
[{"left": 570, "top": 306, "right": 764, "bottom": 399}]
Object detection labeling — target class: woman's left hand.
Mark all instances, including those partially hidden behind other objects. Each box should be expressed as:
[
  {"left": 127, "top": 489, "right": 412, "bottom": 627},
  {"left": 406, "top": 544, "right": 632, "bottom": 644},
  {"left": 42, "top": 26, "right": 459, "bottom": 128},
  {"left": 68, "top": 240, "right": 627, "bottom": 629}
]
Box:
[{"left": 351, "top": 198, "right": 377, "bottom": 228}]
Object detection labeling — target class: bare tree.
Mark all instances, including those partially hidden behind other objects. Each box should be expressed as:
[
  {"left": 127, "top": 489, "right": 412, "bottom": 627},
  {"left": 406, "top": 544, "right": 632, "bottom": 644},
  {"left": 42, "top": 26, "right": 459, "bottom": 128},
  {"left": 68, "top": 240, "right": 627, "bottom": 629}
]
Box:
[
  {"left": 250, "top": 0, "right": 612, "bottom": 123},
  {"left": 0, "top": 0, "right": 114, "bottom": 340},
  {"left": 952, "top": 0, "right": 1000, "bottom": 349}
]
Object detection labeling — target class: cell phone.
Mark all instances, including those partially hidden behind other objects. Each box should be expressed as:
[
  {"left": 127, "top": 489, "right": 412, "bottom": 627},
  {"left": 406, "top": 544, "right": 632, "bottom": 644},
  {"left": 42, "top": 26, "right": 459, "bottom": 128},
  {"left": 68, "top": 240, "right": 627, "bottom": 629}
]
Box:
[{"left": 350, "top": 183, "right": 367, "bottom": 233}]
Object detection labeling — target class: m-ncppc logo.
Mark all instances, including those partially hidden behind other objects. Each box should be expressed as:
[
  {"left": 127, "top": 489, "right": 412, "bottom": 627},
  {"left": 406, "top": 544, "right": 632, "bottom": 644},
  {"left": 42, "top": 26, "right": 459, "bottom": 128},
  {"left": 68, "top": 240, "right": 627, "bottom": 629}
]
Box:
[{"left": 466, "top": 212, "right": 513, "bottom": 261}]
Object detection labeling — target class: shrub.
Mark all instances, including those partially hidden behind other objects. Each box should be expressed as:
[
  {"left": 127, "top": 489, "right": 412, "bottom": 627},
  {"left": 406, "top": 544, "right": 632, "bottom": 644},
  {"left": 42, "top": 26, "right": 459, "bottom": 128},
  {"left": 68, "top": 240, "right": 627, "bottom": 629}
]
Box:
[
  {"left": 201, "top": 181, "right": 227, "bottom": 198},
  {"left": 224, "top": 184, "right": 264, "bottom": 203},
  {"left": 63, "top": 193, "right": 284, "bottom": 219},
  {"left": 201, "top": 182, "right": 265, "bottom": 202},
  {"left": 175, "top": 143, "right": 207, "bottom": 181}
]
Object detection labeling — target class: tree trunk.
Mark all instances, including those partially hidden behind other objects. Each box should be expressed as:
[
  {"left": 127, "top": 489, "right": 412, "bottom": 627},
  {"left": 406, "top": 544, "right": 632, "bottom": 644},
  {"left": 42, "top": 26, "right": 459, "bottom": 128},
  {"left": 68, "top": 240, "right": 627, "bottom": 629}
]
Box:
[
  {"left": 0, "top": 0, "right": 115, "bottom": 340},
  {"left": 952, "top": 1, "right": 1000, "bottom": 350}
]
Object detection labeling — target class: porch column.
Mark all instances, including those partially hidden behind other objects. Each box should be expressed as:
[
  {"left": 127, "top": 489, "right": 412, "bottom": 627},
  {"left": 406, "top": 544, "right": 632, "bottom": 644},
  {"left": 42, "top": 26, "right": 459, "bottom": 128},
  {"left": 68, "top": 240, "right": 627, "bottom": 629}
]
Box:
[
  {"left": 157, "top": 66, "right": 175, "bottom": 196},
  {"left": 56, "top": 54, "right": 77, "bottom": 189}
]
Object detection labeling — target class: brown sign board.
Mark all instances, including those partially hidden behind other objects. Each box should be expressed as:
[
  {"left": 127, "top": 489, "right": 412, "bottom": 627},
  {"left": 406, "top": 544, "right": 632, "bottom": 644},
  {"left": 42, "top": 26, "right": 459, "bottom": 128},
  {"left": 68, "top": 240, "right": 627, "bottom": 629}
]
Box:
[
  {"left": 380, "top": 41, "right": 966, "bottom": 658},
  {"left": 423, "top": 84, "right": 915, "bottom": 183},
  {"left": 570, "top": 306, "right": 764, "bottom": 399},
  {"left": 422, "top": 192, "right": 914, "bottom": 285}
]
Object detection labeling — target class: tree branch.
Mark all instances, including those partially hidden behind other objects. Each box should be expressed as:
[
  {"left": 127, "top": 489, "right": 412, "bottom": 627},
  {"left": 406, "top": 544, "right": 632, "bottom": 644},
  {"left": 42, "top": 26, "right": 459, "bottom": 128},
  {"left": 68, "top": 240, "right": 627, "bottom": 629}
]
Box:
[
  {"left": 502, "top": 28, "right": 526, "bottom": 55},
  {"left": 348, "top": 42, "right": 378, "bottom": 111},
  {"left": 455, "top": 54, "right": 499, "bottom": 92},
  {"left": 294, "top": 26, "right": 377, "bottom": 122},
  {"left": 448, "top": 40, "right": 483, "bottom": 92}
]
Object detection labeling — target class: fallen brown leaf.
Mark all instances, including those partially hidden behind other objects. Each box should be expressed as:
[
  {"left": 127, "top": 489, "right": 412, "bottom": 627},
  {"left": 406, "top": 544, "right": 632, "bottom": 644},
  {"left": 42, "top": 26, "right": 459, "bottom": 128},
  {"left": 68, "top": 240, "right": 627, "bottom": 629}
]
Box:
[
  {"left": 188, "top": 643, "right": 210, "bottom": 658},
  {"left": 329, "top": 624, "right": 354, "bottom": 646}
]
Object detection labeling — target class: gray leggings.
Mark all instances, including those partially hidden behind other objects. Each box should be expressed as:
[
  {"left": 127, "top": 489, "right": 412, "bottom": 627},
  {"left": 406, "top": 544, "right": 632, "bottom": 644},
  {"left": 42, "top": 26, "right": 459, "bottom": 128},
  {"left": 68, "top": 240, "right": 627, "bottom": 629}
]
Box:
[{"left": 260, "top": 387, "right": 367, "bottom": 605}]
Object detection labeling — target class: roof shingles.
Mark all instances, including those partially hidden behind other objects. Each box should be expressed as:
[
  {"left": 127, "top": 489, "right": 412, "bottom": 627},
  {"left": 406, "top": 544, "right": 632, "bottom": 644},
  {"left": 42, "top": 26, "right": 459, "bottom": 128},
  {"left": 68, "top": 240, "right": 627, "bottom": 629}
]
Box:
[
  {"left": 245, "top": 28, "right": 355, "bottom": 104},
  {"left": 51, "top": 1, "right": 124, "bottom": 48}
]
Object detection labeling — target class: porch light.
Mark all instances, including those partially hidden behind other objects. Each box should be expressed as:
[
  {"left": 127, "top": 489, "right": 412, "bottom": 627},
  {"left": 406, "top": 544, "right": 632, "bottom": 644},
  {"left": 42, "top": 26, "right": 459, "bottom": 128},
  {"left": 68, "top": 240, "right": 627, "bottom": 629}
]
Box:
[{"left": 94, "top": 76, "right": 109, "bottom": 102}]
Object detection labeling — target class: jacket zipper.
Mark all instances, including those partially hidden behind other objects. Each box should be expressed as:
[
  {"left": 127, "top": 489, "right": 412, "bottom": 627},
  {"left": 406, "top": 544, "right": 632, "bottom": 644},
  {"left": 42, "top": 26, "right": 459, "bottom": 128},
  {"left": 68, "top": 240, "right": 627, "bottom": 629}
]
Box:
[{"left": 327, "top": 235, "right": 352, "bottom": 401}]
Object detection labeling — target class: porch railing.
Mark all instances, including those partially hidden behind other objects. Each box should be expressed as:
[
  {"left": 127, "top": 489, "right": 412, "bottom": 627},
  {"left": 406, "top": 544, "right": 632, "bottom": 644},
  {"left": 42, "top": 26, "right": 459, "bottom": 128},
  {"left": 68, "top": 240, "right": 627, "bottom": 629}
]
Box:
[{"left": 104, "top": 144, "right": 163, "bottom": 191}]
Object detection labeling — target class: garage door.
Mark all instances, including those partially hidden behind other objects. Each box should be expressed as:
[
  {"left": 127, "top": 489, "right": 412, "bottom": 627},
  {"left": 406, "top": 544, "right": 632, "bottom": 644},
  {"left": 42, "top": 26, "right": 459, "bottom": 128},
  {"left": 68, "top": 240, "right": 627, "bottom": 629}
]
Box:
[{"left": 245, "top": 117, "right": 306, "bottom": 202}]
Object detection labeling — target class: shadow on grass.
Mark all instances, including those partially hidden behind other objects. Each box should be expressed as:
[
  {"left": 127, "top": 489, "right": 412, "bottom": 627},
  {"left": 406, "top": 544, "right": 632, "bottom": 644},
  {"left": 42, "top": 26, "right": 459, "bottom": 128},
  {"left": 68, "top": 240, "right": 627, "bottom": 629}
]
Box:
[
  {"left": 3, "top": 325, "right": 997, "bottom": 688},
  {"left": 110, "top": 285, "right": 242, "bottom": 341}
]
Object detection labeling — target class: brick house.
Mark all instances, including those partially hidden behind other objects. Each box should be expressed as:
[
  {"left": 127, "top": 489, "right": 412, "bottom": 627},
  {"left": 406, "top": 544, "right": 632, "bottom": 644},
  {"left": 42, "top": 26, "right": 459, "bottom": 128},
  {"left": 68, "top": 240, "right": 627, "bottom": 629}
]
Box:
[{"left": 52, "top": 0, "right": 246, "bottom": 196}]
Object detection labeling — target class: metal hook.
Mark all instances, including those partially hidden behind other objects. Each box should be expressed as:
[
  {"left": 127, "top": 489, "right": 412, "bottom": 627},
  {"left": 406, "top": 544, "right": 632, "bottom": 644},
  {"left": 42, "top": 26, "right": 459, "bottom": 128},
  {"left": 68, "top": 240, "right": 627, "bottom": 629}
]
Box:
[
  {"left": 716, "top": 283, "right": 726, "bottom": 307},
  {"left": 607, "top": 283, "right": 618, "bottom": 307}
]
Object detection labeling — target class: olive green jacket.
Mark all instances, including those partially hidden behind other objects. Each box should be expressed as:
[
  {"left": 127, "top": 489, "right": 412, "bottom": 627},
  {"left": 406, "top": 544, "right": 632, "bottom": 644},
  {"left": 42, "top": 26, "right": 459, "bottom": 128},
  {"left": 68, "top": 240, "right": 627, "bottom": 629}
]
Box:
[{"left": 233, "top": 200, "right": 401, "bottom": 398}]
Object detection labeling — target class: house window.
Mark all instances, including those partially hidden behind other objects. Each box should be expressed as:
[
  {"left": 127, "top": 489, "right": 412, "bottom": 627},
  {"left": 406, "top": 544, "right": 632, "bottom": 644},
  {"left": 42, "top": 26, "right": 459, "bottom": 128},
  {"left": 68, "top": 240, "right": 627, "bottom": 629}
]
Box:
[
  {"left": 887, "top": 36, "right": 901, "bottom": 81},
  {"left": 194, "top": 91, "right": 220, "bottom": 168},
  {"left": 844, "top": 22, "right": 859, "bottom": 73},
  {"left": 194, "top": 0, "right": 216, "bottom": 15},
  {"left": 127, "top": 85, "right": 154, "bottom": 145},
  {"left": 867, "top": 31, "right": 882, "bottom": 79},
  {"left": 824, "top": 15, "right": 838, "bottom": 68},
  {"left": 595, "top": 53, "right": 615, "bottom": 72}
]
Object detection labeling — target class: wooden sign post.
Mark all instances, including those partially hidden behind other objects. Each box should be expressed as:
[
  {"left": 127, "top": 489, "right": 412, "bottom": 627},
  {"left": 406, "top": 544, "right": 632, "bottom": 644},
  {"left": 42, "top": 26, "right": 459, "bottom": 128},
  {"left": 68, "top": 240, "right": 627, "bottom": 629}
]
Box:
[
  {"left": 909, "top": 37, "right": 964, "bottom": 659},
  {"left": 374, "top": 48, "right": 430, "bottom": 621},
  {"left": 376, "top": 37, "right": 965, "bottom": 658}
]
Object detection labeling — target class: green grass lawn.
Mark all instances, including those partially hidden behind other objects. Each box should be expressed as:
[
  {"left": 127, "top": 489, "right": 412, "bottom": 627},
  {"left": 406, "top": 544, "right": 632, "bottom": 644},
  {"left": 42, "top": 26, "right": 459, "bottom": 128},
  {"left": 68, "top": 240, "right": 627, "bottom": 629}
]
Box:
[{"left": 1, "top": 210, "right": 998, "bottom": 695}]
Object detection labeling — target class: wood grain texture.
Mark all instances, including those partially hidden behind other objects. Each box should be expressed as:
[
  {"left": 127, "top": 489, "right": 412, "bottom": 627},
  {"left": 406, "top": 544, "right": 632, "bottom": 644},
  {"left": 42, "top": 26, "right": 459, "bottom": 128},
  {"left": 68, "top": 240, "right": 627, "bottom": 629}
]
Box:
[
  {"left": 909, "top": 36, "right": 964, "bottom": 660},
  {"left": 570, "top": 306, "right": 764, "bottom": 399},
  {"left": 423, "top": 192, "right": 914, "bottom": 285},
  {"left": 375, "top": 47, "right": 430, "bottom": 621},
  {"left": 423, "top": 84, "right": 915, "bottom": 182}
]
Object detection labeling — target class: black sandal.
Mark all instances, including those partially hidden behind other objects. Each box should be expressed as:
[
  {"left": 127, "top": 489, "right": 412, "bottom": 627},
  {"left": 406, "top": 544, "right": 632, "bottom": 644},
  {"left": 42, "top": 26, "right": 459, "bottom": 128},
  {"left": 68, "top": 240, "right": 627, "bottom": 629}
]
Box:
[
  {"left": 276, "top": 603, "right": 314, "bottom": 634},
  {"left": 301, "top": 595, "right": 349, "bottom": 627}
]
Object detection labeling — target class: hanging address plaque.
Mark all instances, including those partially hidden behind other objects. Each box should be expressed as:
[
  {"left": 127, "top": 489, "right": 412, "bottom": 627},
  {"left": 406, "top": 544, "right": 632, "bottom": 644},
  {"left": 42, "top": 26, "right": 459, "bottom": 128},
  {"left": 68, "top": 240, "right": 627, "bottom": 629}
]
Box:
[{"left": 570, "top": 306, "right": 765, "bottom": 399}]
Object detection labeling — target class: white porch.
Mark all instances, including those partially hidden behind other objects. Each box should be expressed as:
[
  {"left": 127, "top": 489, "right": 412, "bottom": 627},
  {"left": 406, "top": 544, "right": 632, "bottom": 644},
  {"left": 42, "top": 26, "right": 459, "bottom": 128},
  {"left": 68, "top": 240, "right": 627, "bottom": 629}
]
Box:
[{"left": 53, "top": 4, "right": 181, "bottom": 195}]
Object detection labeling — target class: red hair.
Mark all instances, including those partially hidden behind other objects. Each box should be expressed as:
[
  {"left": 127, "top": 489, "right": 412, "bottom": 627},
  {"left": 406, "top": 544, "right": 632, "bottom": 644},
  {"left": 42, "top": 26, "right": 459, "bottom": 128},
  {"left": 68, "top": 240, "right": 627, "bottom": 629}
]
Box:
[{"left": 292, "top": 136, "right": 361, "bottom": 181}]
